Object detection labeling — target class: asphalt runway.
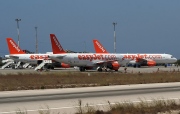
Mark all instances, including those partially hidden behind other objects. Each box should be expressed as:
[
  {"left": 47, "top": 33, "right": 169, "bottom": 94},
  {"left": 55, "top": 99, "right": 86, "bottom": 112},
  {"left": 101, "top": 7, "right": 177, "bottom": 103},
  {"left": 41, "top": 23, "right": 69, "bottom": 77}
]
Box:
[
  {"left": 0, "top": 82, "right": 180, "bottom": 114},
  {"left": 120, "top": 66, "right": 180, "bottom": 73},
  {"left": 0, "top": 66, "right": 179, "bottom": 75}
]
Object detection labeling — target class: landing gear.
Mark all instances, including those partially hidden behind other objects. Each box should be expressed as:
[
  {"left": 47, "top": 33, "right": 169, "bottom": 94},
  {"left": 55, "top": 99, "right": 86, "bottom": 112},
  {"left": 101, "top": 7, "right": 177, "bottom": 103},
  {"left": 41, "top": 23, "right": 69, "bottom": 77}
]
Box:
[
  {"left": 133, "top": 64, "right": 136, "bottom": 68},
  {"left": 133, "top": 64, "right": 141, "bottom": 68},
  {"left": 137, "top": 64, "right": 141, "bottom": 68},
  {"left": 97, "top": 67, "right": 103, "bottom": 72},
  {"left": 79, "top": 67, "right": 85, "bottom": 72},
  {"left": 104, "top": 68, "right": 108, "bottom": 72},
  {"left": 164, "top": 64, "right": 167, "bottom": 67}
]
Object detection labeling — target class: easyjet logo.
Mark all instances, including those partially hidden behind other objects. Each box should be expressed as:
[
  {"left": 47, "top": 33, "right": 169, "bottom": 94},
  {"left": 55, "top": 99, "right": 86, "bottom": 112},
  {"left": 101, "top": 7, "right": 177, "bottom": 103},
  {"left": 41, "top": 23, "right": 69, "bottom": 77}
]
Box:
[
  {"left": 53, "top": 36, "right": 63, "bottom": 51},
  {"left": 95, "top": 41, "right": 105, "bottom": 52},
  {"left": 29, "top": 55, "right": 49, "bottom": 60},
  {"left": 9, "top": 40, "right": 20, "bottom": 52},
  {"left": 123, "top": 54, "right": 162, "bottom": 60},
  {"left": 78, "top": 54, "right": 117, "bottom": 61}
]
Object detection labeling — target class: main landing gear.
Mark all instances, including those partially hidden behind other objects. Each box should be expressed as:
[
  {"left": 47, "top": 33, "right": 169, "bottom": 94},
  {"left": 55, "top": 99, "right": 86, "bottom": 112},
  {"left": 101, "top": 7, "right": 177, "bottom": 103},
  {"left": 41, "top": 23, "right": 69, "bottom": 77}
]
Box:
[
  {"left": 79, "top": 67, "right": 85, "bottom": 72},
  {"left": 133, "top": 64, "right": 141, "bottom": 68},
  {"left": 97, "top": 67, "right": 103, "bottom": 72}
]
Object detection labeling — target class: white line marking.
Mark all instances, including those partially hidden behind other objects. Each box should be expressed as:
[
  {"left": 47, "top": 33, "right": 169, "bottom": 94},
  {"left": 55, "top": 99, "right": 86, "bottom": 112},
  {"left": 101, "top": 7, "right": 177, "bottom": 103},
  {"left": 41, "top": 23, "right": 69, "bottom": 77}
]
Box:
[{"left": 1, "top": 98, "right": 179, "bottom": 114}]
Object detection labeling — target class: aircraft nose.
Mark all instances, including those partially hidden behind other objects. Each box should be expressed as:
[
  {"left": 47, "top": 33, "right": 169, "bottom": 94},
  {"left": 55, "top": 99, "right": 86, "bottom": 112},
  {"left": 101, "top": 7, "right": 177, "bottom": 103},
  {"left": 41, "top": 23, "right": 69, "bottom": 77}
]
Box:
[
  {"left": 175, "top": 58, "right": 177, "bottom": 62},
  {"left": 172, "top": 57, "right": 178, "bottom": 63}
]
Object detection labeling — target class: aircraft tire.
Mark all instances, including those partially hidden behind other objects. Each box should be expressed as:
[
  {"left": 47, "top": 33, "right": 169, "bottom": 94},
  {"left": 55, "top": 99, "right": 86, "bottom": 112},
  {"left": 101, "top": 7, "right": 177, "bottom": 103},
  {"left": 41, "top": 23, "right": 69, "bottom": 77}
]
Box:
[
  {"left": 79, "top": 67, "right": 85, "bottom": 72},
  {"left": 97, "top": 67, "right": 103, "bottom": 72},
  {"left": 51, "top": 66, "right": 54, "bottom": 69},
  {"left": 137, "top": 64, "right": 141, "bottom": 68}
]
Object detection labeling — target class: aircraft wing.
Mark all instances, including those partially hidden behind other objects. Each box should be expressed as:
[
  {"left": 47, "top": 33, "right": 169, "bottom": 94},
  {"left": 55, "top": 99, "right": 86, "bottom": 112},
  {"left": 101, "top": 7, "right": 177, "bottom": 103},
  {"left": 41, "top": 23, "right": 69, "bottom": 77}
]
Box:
[
  {"left": 49, "top": 55, "right": 66, "bottom": 59},
  {"left": 95, "top": 61, "right": 106, "bottom": 64},
  {"left": 9, "top": 55, "right": 19, "bottom": 59},
  {"left": 86, "top": 60, "right": 115, "bottom": 66},
  {"left": 94, "top": 60, "right": 118, "bottom": 65}
]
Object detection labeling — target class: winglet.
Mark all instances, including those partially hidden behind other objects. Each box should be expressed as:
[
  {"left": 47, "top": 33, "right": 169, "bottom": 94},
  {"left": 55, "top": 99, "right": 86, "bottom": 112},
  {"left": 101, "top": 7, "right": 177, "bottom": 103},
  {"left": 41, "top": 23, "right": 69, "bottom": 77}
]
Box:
[
  {"left": 50, "top": 34, "right": 66, "bottom": 54},
  {"left": 93, "top": 39, "right": 109, "bottom": 53},
  {"left": 6, "top": 38, "right": 25, "bottom": 54}
]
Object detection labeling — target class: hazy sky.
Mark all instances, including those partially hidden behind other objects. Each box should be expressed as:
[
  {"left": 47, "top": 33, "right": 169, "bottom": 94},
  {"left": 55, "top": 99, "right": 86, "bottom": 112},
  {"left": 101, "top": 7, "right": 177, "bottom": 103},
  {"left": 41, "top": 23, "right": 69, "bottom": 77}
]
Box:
[{"left": 0, "top": 0, "right": 180, "bottom": 58}]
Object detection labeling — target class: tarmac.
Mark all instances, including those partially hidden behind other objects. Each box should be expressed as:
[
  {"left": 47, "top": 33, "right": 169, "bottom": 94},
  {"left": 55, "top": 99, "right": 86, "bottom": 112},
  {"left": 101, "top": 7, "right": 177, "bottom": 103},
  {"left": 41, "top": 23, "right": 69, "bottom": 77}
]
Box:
[{"left": 0, "top": 66, "right": 179, "bottom": 75}]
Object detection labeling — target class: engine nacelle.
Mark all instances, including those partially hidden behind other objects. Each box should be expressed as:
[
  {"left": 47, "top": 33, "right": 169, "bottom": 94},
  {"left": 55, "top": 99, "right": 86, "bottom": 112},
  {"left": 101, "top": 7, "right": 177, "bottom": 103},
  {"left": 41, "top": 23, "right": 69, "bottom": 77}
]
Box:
[
  {"left": 147, "top": 60, "right": 156, "bottom": 66},
  {"left": 61, "top": 63, "right": 70, "bottom": 68},
  {"left": 129, "top": 60, "right": 156, "bottom": 67},
  {"left": 107, "top": 61, "right": 120, "bottom": 71}
]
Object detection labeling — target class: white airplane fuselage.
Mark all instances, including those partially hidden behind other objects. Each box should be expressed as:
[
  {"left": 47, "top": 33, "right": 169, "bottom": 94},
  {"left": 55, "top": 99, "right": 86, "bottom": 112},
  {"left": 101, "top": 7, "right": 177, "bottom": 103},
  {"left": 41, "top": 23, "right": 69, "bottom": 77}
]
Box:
[
  {"left": 49, "top": 53, "right": 123, "bottom": 67},
  {"left": 5, "top": 54, "right": 50, "bottom": 64},
  {"left": 121, "top": 53, "right": 177, "bottom": 66},
  {"left": 93, "top": 39, "right": 177, "bottom": 67}
]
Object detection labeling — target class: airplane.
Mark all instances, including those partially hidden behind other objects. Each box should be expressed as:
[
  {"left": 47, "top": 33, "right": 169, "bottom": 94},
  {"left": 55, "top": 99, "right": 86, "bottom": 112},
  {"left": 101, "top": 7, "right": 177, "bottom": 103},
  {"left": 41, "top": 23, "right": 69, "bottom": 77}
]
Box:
[
  {"left": 48, "top": 34, "right": 124, "bottom": 71},
  {"left": 93, "top": 39, "right": 177, "bottom": 68},
  {"left": 4, "top": 38, "right": 70, "bottom": 69}
]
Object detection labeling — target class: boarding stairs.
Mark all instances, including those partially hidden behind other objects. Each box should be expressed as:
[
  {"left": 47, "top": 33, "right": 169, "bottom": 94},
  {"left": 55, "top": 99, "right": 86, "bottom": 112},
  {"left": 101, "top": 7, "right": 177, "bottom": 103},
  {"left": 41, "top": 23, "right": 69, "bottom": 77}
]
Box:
[
  {"left": 1, "top": 61, "right": 14, "bottom": 69},
  {"left": 15, "top": 61, "right": 21, "bottom": 69},
  {"left": 23, "top": 63, "right": 30, "bottom": 68},
  {"left": 34, "top": 60, "right": 52, "bottom": 71}
]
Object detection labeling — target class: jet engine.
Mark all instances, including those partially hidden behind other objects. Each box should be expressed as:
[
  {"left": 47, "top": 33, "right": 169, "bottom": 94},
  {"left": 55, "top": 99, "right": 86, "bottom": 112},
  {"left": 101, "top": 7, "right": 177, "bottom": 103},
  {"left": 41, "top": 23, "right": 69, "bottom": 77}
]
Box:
[
  {"left": 107, "top": 61, "right": 120, "bottom": 71},
  {"left": 46, "top": 62, "right": 70, "bottom": 69},
  {"left": 61, "top": 63, "right": 70, "bottom": 68},
  {"left": 141, "top": 60, "right": 156, "bottom": 66},
  {"left": 129, "top": 60, "right": 156, "bottom": 67},
  {"left": 146, "top": 60, "right": 156, "bottom": 66}
]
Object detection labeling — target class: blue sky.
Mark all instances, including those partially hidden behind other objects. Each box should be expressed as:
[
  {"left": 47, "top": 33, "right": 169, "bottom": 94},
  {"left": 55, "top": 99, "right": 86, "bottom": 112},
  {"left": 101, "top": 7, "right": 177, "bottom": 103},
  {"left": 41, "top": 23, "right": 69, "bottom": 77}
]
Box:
[{"left": 0, "top": 0, "right": 180, "bottom": 58}]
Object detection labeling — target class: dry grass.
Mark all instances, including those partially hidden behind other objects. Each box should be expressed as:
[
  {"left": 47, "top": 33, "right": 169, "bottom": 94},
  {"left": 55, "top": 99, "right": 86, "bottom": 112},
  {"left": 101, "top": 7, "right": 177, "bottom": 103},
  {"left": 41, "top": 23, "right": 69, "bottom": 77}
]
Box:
[
  {"left": 1, "top": 71, "right": 179, "bottom": 114},
  {"left": 0, "top": 71, "right": 180, "bottom": 91},
  {"left": 75, "top": 99, "right": 180, "bottom": 114},
  {"left": 14, "top": 99, "right": 180, "bottom": 114}
]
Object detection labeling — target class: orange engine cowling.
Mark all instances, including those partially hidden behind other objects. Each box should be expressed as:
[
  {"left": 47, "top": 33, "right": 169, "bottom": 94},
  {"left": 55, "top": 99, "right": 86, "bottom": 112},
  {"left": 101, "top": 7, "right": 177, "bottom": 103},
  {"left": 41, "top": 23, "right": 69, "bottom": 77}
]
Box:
[
  {"left": 147, "top": 60, "right": 156, "bottom": 66},
  {"left": 107, "top": 61, "right": 120, "bottom": 71},
  {"left": 61, "top": 63, "right": 70, "bottom": 68}
]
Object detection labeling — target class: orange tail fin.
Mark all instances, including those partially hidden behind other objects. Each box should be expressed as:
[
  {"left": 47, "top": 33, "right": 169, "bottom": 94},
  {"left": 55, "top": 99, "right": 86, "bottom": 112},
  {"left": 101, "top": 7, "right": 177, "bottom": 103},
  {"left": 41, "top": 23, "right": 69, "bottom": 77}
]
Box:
[
  {"left": 50, "top": 34, "right": 66, "bottom": 54},
  {"left": 93, "top": 39, "right": 109, "bottom": 53},
  {"left": 6, "top": 38, "right": 25, "bottom": 54}
]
